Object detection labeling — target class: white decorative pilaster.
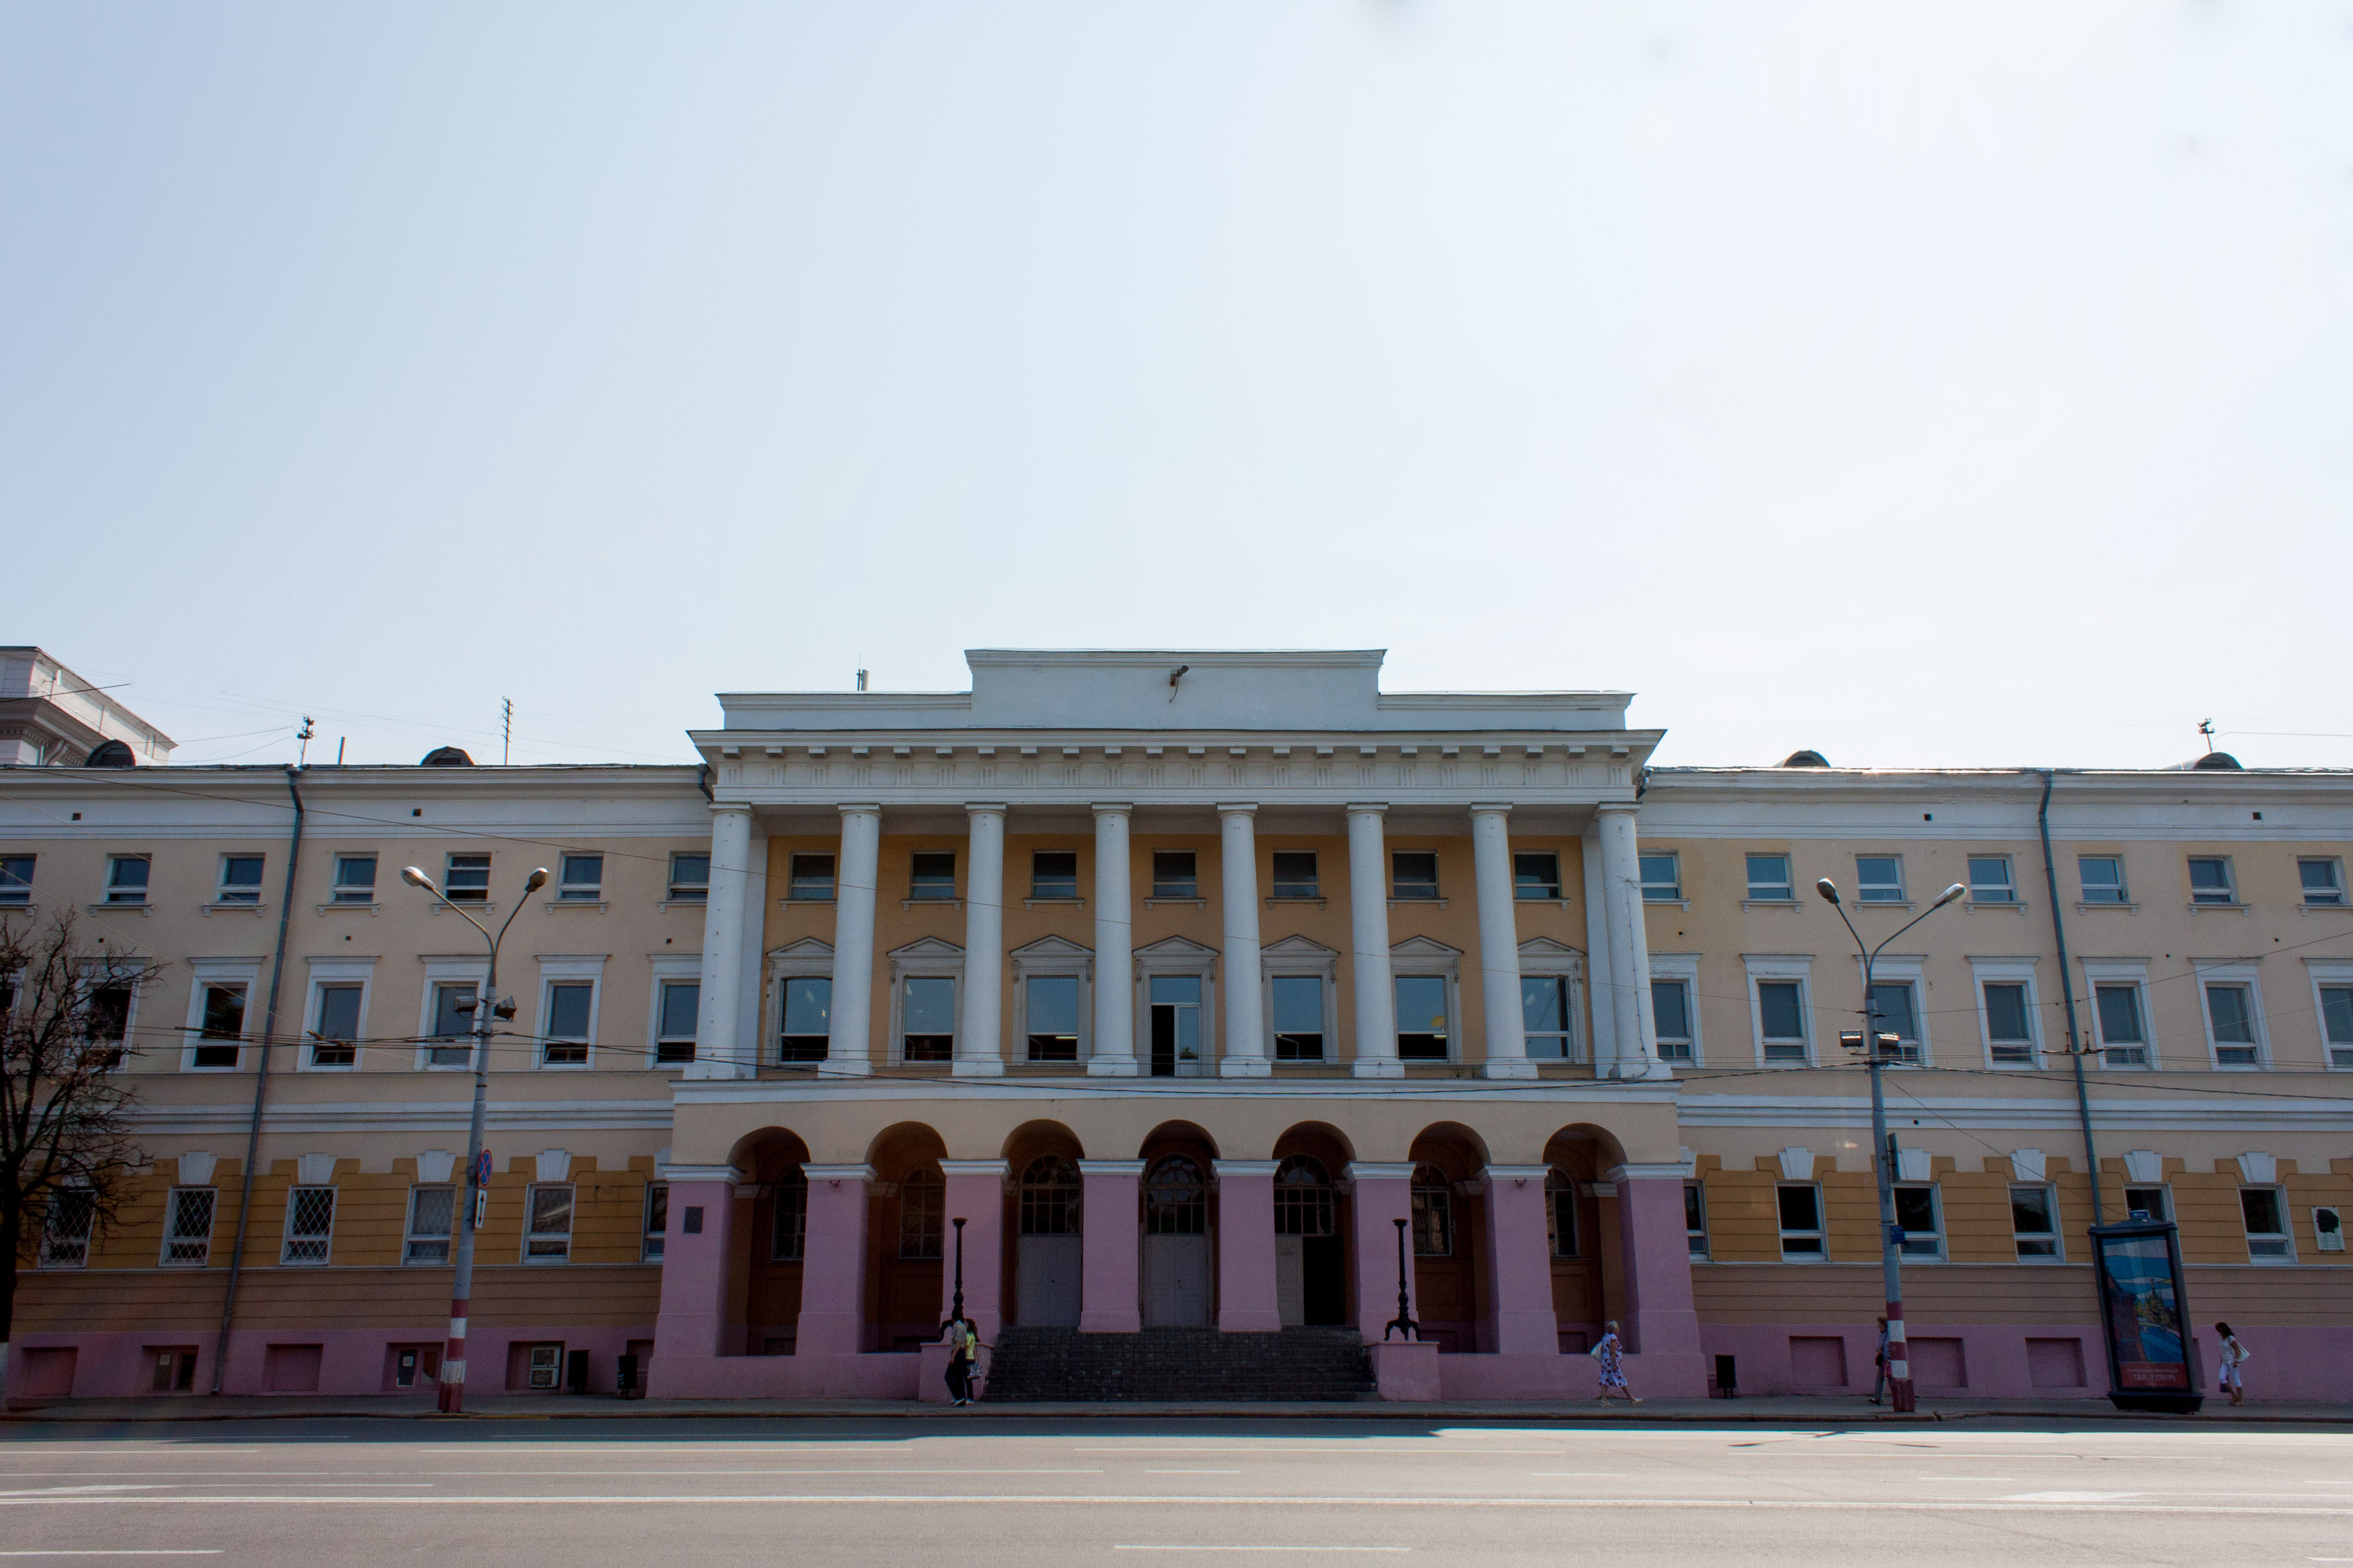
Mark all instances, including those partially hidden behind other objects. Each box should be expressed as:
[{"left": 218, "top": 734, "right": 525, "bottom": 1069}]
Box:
[
  {"left": 959, "top": 804, "right": 1007, "bottom": 1077},
  {"left": 1089, "top": 804, "right": 1138, "bottom": 1076},
  {"left": 1596, "top": 803, "right": 1666, "bottom": 1080},
  {"left": 1470, "top": 803, "right": 1534, "bottom": 1079},
  {"left": 828, "top": 805, "right": 882, "bottom": 1076},
  {"left": 1347, "top": 804, "right": 1400, "bottom": 1078},
  {"left": 1218, "top": 803, "right": 1270, "bottom": 1076},
  {"left": 688, "top": 805, "right": 757, "bottom": 1080}
]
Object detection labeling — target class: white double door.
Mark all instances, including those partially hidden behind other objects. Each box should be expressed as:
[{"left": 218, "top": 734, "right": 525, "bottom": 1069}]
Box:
[{"left": 1143, "top": 1233, "right": 1213, "bottom": 1326}]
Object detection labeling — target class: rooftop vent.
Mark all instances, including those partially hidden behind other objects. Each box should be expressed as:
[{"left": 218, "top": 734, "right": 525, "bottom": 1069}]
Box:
[
  {"left": 83, "top": 739, "right": 136, "bottom": 768},
  {"left": 420, "top": 747, "right": 474, "bottom": 767},
  {"left": 1779, "top": 749, "right": 1831, "bottom": 768},
  {"left": 2174, "top": 751, "right": 2243, "bottom": 771}
]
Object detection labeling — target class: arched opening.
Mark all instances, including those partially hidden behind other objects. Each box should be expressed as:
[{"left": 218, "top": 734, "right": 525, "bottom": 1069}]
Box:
[
  {"left": 867, "top": 1123, "right": 948, "bottom": 1351},
  {"left": 1542, "top": 1124, "right": 1625, "bottom": 1354},
  {"left": 1273, "top": 1121, "right": 1354, "bottom": 1328},
  {"left": 736, "top": 1129, "right": 811, "bottom": 1355},
  {"left": 1408, "top": 1123, "right": 1490, "bottom": 1353},
  {"left": 1142, "top": 1155, "right": 1212, "bottom": 1326}
]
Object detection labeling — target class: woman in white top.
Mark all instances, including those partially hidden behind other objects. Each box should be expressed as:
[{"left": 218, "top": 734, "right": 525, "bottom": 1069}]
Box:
[{"left": 2214, "top": 1321, "right": 2250, "bottom": 1406}]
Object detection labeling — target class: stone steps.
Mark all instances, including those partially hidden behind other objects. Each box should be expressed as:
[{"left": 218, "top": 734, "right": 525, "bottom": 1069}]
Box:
[{"left": 981, "top": 1326, "right": 1377, "bottom": 1402}]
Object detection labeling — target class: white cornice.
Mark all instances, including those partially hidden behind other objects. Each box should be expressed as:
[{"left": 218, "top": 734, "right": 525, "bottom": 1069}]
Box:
[
  {"left": 126, "top": 1098, "right": 674, "bottom": 1135},
  {"left": 671, "top": 1077, "right": 1681, "bottom": 1106},
  {"left": 1675, "top": 1092, "right": 2353, "bottom": 1134}
]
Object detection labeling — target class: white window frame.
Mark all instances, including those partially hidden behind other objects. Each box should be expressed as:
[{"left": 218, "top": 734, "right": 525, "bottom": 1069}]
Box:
[
  {"left": 648, "top": 955, "right": 703, "bottom": 1068},
  {"left": 1132, "top": 935, "right": 1220, "bottom": 1072},
  {"left": 213, "top": 853, "right": 267, "bottom": 907},
  {"left": 2241, "top": 1185, "right": 2294, "bottom": 1264},
  {"left": 404, "top": 1185, "right": 456, "bottom": 1265},
  {"left": 330, "top": 853, "right": 378, "bottom": 906},
  {"left": 2193, "top": 960, "right": 2270, "bottom": 1070},
  {"left": 642, "top": 1181, "right": 668, "bottom": 1262},
  {"left": 76, "top": 960, "right": 145, "bottom": 1068},
  {"left": 1854, "top": 854, "right": 1907, "bottom": 904},
  {"left": 2077, "top": 854, "right": 2131, "bottom": 906},
  {"left": 1966, "top": 854, "right": 2016, "bottom": 905},
  {"left": 667, "top": 851, "right": 711, "bottom": 904},
  {"left": 300, "top": 957, "right": 376, "bottom": 1072},
  {"left": 1007, "top": 934, "right": 1093, "bottom": 1065},
  {"left": 160, "top": 1185, "right": 217, "bottom": 1267},
  {"left": 1893, "top": 1182, "right": 1945, "bottom": 1260},
  {"left": 1684, "top": 1179, "right": 1709, "bottom": 1258},
  {"left": 555, "top": 853, "right": 605, "bottom": 903},
  {"left": 180, "top": 957, "right": 262, "bottom": 1073},
  {"left": 2122, "top": 1182, "right": 2172, "bottom": 1223},
  {"left": 522, "top": 1182, "right": 574, "bottom": 1264},
  {"left": 415, "top": 957, "right": 488, "bottom": 1071},
  {"left": 1510, "top": 850, "right": 1560, "bottom": 902},
  {"left": 1638, "top": 851, "right": 1682, "bottom": 903},
  {"left": 767, "top": 937, "right": 837, "bottom": 1066},
  {"left": 2306, "top": 959, "right": 2353, "bottom": 1071},
  {"left": 1258, "top": 936, "right": 1337, "bottom": 1064},
  {"left": 1389, "top": 935, "right": 1462, "bottom": 1066},
  {"left": 1647, "top": 952, "right": 1702, "bottom": 1066},
  {"left": 887, "top": 937, "right": 965, "bottom": 1066},
  {"left": 1743, "top": 955, "right": 1815, "bottom": 1066},
  {"left": 1857, "top": 953, "right": 1931, "bottom": 1066},
  {"left": 1969, "top": 956, "right": 2042, "bottom": 1069},
  {"left": 1776, "top": 1182, "right": 1826, "bottom": 1261},
  {"left": 0, "top": 852, "right": 34, "bottom": 907},
  {"left": 1744, "top": 853, "right": 1794, "bottom": 903},
  {"left": 442, "top": 851, "right": 492, "bottom": 904},
  {"left": 104, "top": 854, "right": 151, "bottom": 906},
  {"left": 534, "top": 956, "right": 606, "bottom": 1070},
  {"left": 2011, "top": 1183, "right": 2063, "bottom": 1261},
  {"left": 2187, "top": 855, "right": 2239, "bottom": 907},
  {"left": 2081, "top": 959, "right": 2157, "bottom": 1070},
  {"left": 2299, "top": 857, "right": 2348, "bottom": 907},
  {"left": 1514, "top": 938, "right": 1585, "bottom": 1065},
  {"left": 280, "top": 1185, "right": 338, "bottom": 1266}
]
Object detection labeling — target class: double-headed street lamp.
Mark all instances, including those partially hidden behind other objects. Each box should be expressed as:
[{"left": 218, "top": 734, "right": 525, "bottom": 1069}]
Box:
[
  {"left": 401, "top": 862, "right": 547, "bottom": 1414},
  {"left": 1815, "top": 874, "right": 1964, "bottom": 1415}
]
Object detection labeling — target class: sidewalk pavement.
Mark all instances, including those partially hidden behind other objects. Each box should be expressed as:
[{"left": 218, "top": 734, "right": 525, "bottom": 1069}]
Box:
[{"left": 7, "top": 1393, "right": 2350, "bottom": 1425}]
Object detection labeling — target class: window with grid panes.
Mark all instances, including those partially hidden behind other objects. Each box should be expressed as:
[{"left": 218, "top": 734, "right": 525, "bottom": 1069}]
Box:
[
  {"left": 39, "top": 1189, "right": 94, "bottom": 1267},
  {"left": 404, "top": 1186, "right": 455, "bottom": 1264},
  {"left": 898, "top": 1169, "right": 944, "bottom": 1258},
  {"left": 1273, "top": 1157, "right": 1333, "bottom": 1236},
  {"left": 162, "top": 1187, "right": 216, "bottom": 1265},
  {"left": 1020, "top": 1157, "right": 1082, "bottom": 1235},
  {"left": 444, "top": 853, "right": 491, "bottom": 903},
  {"left": 281, "top": 1186, "right": 337, "bottom": 1264},
  {"left": 194, "top": 984, "right": 246, "bottom": 1068},
  {"left": 1146, "top": 1158, "right": 1208, "bottom": 1235},
  {"left": 1410, "top": 1165, "right": 1453, "bottom": 1256}
]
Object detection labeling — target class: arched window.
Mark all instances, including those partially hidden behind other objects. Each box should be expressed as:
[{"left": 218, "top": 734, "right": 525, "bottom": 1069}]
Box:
[
  {"left": 898, "top": 1168, "right": 944, "bottom": 1259},
  {"left": 771, "top": 1167, "right": 808, "bottom": 1261},
  {"left": 1274, "top": 1155, "right": 1334, "bottom": 1237},
  {"left": 1546, "top": 1166, "right": 1579, "bottom": 1259},
  {"left": 1144, "top": 1156, "right": 1207, "bottom": 1236},
  {"left": 1019, "top": 1155, "right": 1082, "bottom": 1236},
  {"left": 1411, "top": 1164, "right": 1453, "bottom": 1257}
]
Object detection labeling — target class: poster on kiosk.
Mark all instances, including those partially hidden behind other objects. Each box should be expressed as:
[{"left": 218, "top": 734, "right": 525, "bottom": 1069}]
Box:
[{"left": 2091, "top": 1218, "right": 2203, "bottom": 1414}]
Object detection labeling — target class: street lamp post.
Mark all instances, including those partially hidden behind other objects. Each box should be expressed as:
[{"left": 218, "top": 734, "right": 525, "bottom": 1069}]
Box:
[
  {"left": 1815, "top": 875, "right": 1965, "bottom": 1416},
  {"left": 401, "top": 863, "right": 547, "bottom": 1414}
]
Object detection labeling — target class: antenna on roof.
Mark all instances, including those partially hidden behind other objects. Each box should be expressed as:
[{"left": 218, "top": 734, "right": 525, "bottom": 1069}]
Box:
[
  {"left": 296, "top": 715, "right": 315, "bottom": 766},
  {"left": 856, "top": 669, "right": 869, "bottom": 692},
  {"left": 2198, "top": 717, "right": 2215, "bottom": 750},
  {"left": 503, "top": 697, "right": 513, "bottom": 765}
]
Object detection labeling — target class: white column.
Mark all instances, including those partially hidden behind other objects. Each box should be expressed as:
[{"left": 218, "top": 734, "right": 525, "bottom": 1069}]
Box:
[
  {"left": 959, "top": 804, "right": 1007, "bottom": 1077},
  {"left": 1089, "top": 803, "right": 1137, "bottom": 1076},
  {"left": 1470, "top": 803, "right": 1535, "bottom": 1080},
  {"left": 828, "top": 804, "right": 881, "bottom": 1076},
  {"left": 1218, "top": 803, "right": 1269, "bottom": 1077},
  {"left": 688, "top": 805, "right": 755, "bottom": 1081},
  {"left": 1347, "top": 803, "right": 1400, "bottom": 1079},
  {"left": 1596, "top": 802, "right": 1665, "bottom": 1080},
  {"left": 1581, "top": 820, "right": 1619, "bottom": 1076}
]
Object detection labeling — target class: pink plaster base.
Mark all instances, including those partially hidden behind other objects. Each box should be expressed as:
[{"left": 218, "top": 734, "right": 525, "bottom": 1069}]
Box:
[
  {"left": 1371, "top": 1341, "right": 1441, "bottom": 1401},
  {"left": 6, "top": 1326, "right": 653, "bottom": 1401},
  {"left": 648, "top": 1349, "right": 922, "bottom": 1401}
]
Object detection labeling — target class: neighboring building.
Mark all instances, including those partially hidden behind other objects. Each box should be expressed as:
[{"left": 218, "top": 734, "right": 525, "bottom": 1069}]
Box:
[
  {"left": 3, "top": 649, "right": 2349, "bottom": 1404},
  {"left": 0, "top": 647, "right": 175, "bottom": 766}
]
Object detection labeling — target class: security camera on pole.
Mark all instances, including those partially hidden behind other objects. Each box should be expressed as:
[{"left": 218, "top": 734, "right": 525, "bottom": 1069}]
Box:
[
  {"left": 1815, "top": 874, "right": 1964, "bottom": 1416},
  {"left": 400, "top": 862, "right": 547, "bottom": 1415}
]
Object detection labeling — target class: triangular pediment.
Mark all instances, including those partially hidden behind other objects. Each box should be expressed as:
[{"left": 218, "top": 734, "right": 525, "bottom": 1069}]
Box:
[
  {"left": 1389, "top": 934, "right": 1462, "bottom": 960},
  {"left": 768, "top": 937, "right": 834, "bottom": 960},
  {"left": 1517, "top": 936, "right": 1583, "bottom": 959},
  {"left": 1262, "top": 934, "right": 1338, "bottom": 960},
  {"left": 1134, "top": 934, "right": 1219, "bottom": 960},
  {"left": 1011, "top": 934, "right": 1094, "bottom": 960},
  {"left": 887, "top": 935, "right": 966, "bottom": 960}
]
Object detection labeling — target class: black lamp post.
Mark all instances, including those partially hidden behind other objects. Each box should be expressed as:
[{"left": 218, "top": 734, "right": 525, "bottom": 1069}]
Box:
[
  {"left": 942, "top": 1216, "right": 967, "bottom": 1332},
  {"left": 1384, "top": 1217, "right": 1419, "bottom": 1341}
]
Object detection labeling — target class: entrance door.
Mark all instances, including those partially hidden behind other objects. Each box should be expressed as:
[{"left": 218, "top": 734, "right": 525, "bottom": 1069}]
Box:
[
  {"left": 1148, "top": 977, "right": 1200, "bottom": 1078},
  {"left": 1017, "top": 1155, "right": 1085, "bottom": 1327},
  {"left": 1143, "top": 1155, "right": 1212, "bottom": 1326},
  {"left": 1276, "top": 1236, "right": 1306, "bottom": 1326},
  {"left": 1275, "top": 1156, "right": 1346, "bottom": 1326}
]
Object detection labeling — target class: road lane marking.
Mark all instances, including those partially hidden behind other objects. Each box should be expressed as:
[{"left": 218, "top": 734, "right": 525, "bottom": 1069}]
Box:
[
  {"left": 1146, "top": 1470, "right": 1244, "bottom": 1475},
  {"left": 2000, "top": 1492, "right": 2142, "bottom": 1503},
  {"left": 1114, "top": 1548, "right": 1410, "bottom": 1553},
  {"left": 1527, "top": 1473, "right": 1627, "bottom": 1478},
  {"left": 0, "top": 1554, "right": 225, "bottom": 1558}
]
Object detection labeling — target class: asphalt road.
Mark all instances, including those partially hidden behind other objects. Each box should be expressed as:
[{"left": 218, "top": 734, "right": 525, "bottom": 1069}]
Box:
[{"left": 1, "top": 1416, "right": 2347, "bottom": 1566}]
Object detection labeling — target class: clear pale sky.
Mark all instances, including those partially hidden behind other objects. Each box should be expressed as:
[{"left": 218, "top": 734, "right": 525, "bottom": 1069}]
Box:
[{"left": 7, "top": 5, "right": 2348, "bottom": 771}]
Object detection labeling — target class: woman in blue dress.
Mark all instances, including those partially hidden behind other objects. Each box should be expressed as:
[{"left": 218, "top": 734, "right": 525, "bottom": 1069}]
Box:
[{"left": 1591, "top": 1320, "right": 1640, "bottom": 1403}]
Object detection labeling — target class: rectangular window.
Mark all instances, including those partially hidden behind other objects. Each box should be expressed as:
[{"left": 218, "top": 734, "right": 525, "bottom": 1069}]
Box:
[
  {"left": 788, "top": 853, "right": 835, "bottom": 900},
  {"left": 312, "top": 983, "right": 363, "bottom": 1068},
  {"left": 1152, "top": 850, "right": 1197, "bottom": 899},
  {"left": 2321, "top": 984, "right": 2353, "bottom": 1069},
  {"left": 40, "top": 1189, "right": 95, "bottom": 1268},
  {"left": 2188, "top": 857, "right": 2236, "bottom": 904},
  {"left": 2301, "top": 859, "right": 2347, "bottom": 906},
  {"left": 1756, "top": 979, "right": 1808, "bottom": 1062},
  {"left": 557, "top": 854, "right": 602, "bottom": 901},
  {"left": 902, "top": 975, "right": 955, "bottom": 1061},
  {"left": 2011, "top": 1185, "right": 2061, "bottom": 1260},
  {"left": 1894, "top": 1185, "right": 1944, "bottom": 1260},
  {"left": 524, "top": 1185, "right": 574, "bottom": 1262},
  {"left": 1395, "top": 975, "right": 1449, "bottom": 1060},
  {"left": 1684, "top": 1181, "right": 1708, "bottom": 1258},
  {"left": 1391, "top": 852, "right": 1440, "bottom": 900},
  {"left": 1869, "top": 981, "right": 1922, "bottom": 1063},
  {"left": 443, "top": 853, "right": 491, "bottom": 903},
  {"left": 1030, "top": 851, "right": 1079, "bottom": 900},
  {"left": 656, "top": 980, "right": 699, "bottom": 1065},
  {"left": 642, "top": 1183, "right": 668, "bottom": 1263},
  {"left": 1651, "top": 979, "right": 1694, "bottom": 1062},
  {"left": 1638, "top": 854, "right": 1681, "bottom": 902},
  {"left": 2123, "top": 1184, "right": 2170, "bottom": 1222},
  {"left": 193, "top": 983, "right": 246, "bottom": 1069},
  {"left": 1745, "top": 854, "right": 1792, "bottom": 902},
  {"left": 1513, "top": 852, "right": 1561, "bottom": 900},
  {"left": 1855, "top": 855, "right": 1905, "bottom": 902},
  {"left": 161, "top": 1187, "right": 216, "bottom": 1266},
  {"left": 1272, "top": 850, "right": 1320, "bottom": 899},
  {"left": 1983, "top": 981, "right": 2035, "bottom": 1065},
  {"left": 1271, "top": 974, "right": 1323, "bottom": 1061},
  {"left": 668, "top": 853, "right": 710, "bottom": 902},
  {"left": 0, "top": 853, "right": 33, "bottom": 904},
  {"left": 332, "top": 854, "right": 377, "bottom": 904},
  {"left": 217, "top": 855, "right": 266, "bottom": 905},
  {"left": 2241, "top": 1187, "right": 2293, "bottom": 1262},
  {"left": 1777, "top": 1184, "right": 1824, "bottom": 1260},
  {"left": 1026, "top": 974, "right": 1081, "bottom": 1062},
  {"left": 542, "top": 980, "right": 594, "bottom": 1065},
  {"left": 779, "top": 976, "right": 831, "bottom": 1063},
  {"left": 2079, "top": 855, "right": 2129, "bottom": 904},
  {"left": 1967, "top": 856, "right": 2015, "bottom": 903},
  {"left": 106, "top": 856, "right": 150, "bottom": 904},
  {"left": 281, "top": 1186, "right": 337, "bottom": 1265},
  {"left": 908, "top": 853, "right": 957, "bottom": 900},
  {"left": 404, "top": 1186, "right": 455, "bottom": 1265},
  {"left": 1521, "top": 975, "right": 1572, "bottom": 1060},
  {"left": 2094, "top": 982, "right": 2149, "bottom": 1067},
  {"left": 428, "top": 982, "right": 478, "bottom": 1067},
  {"left": 2205, "top": 982, "right": 2261, "bottom": 1067},
  {"left": 83, "top": 980, "right": 132, "bottom": 1067}
]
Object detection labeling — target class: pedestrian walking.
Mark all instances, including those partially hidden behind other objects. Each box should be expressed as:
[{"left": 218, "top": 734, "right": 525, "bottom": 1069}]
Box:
[
  {"left": 942, "top": 1315, "right": 982, "bottom": 1406},
  {"left": 1869, "top": 1317, "right": 1889, "bottom": 1405},
  {"left": 1590, "top": 1320, "right": 1639, "bottom": 1404},
  {"left": 2214, "top": 1322, "right": 2250, "bottom": 1406}
]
